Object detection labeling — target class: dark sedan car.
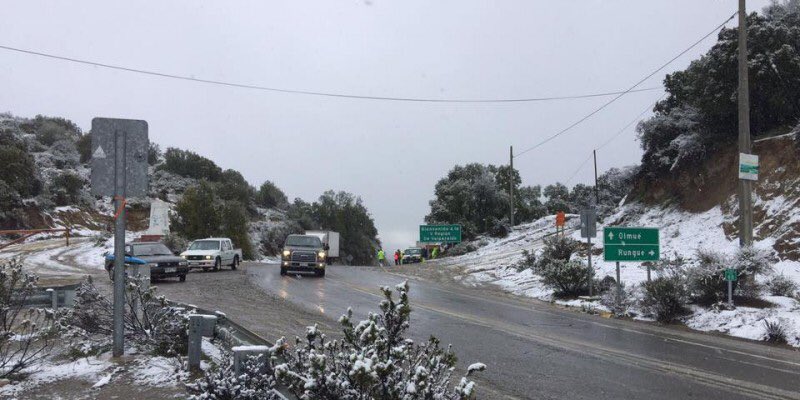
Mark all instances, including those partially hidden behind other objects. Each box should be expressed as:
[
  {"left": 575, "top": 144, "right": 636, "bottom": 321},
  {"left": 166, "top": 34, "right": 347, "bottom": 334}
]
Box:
[{"left": 105, "top": 242, "right": 189, "bottom": 282}]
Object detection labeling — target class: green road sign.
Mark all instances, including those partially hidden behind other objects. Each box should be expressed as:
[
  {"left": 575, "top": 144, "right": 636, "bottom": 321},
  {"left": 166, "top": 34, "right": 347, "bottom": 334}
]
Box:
[
  {"left": 603, "top": 227, "right": 659, "bottom": 262},
  {"left": 420, "top": 224, "right": 462, "bottom": 243},
  {"left": 724, "top": 268, "right": 738, "bottom": 281}
]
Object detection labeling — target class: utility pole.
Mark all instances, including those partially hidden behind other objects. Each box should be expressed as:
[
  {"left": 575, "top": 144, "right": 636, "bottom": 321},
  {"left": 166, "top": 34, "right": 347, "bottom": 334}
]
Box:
[
  {"left": 509, "top": 146, "right": 515, "bottom": 226},
  {"left": 593, "top": 149, "right": 599, "bottom": 206},
  {"left": 738, "top": 0, "right": 753, "bottom": 247}
]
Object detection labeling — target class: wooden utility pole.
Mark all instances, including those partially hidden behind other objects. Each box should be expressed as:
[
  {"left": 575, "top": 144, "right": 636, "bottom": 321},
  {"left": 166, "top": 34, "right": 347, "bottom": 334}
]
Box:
[
  {"left": 738, "top": 0, "right": 753, "bottom": 247},
  {"left": 509, "top": 146, "right": 515, "bottom": 226},
  {"left": 593, "top": 149, "right": 599, "bottom": 206}
]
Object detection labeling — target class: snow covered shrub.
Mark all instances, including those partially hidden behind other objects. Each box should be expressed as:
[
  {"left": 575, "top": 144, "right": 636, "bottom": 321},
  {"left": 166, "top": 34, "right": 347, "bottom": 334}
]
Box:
[
  {"left": 763, "top": 319, "right": 788, "bottom": 344},
  {"left": 0, "top": 259, "right": 58, "bottom": 378},
  {"left": 513, "top": 250, "right": 537, "bottom": 272},
  {"left": 49, "top": 171, "right": 85, "bottom": 206},
  {"left": 641, "top": 277, "right": 688, "bottom": 322},
  {"left": 191, "top": 352, "right": 282, "bottom": 400},
  {"left": 767, "top": 274, "right": 798, "bottom": 297},
  {"left": 487, "top": 217, "right": 510, "bottom": 238},
  {"left": 447, "top": 241, "right": 478, "bottom": 257},
  {"left": 539, "top": 259, "right": 592, "bottom": 297},
  {"left": 600, "top": 283, "right": 634, "bottom": 317},
  {"left": 731, "top": 246, "right": 773, "bottom": 294},
  {"left": 686, "top": 249, "right": 727, "bottom": 304},
  {"left": 60, "top": 277, "right": 190, "bottom": 357},
  {"left": 273, "top": 281, "right": 484, "bottom": 400},
  {"left": 537, "top": 236, "right": 579, "bottom": 267}
]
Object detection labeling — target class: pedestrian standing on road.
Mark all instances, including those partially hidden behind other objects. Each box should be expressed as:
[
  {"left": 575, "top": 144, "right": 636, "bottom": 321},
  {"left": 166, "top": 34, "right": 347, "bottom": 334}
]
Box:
[
  {"left": 394, "top": 250, "right": 401, "bottom": 265},
  {"left": 432, "top": 246, "right": 439, "bottom": 259},
  {"left": 377, "top": 249, "right": 386, "bottom": 267}
]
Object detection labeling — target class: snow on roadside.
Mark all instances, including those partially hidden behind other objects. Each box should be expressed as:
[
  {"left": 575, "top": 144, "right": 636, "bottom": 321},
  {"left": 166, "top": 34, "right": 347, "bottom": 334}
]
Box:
[
  {"left": 438, "top": 203, "right": 800, "bottom": 346},
  {"left": 0, "top": 354, "right": 114, "bottom": 396}
]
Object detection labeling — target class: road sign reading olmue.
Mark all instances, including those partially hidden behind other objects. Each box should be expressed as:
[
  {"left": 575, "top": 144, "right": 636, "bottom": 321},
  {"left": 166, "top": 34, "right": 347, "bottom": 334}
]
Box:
[
  {"left": 420, "top": 225, "right": 462, "bottom": 243},
  {"left": 603, "top": 227, "right": 660, "bottom": 262}
]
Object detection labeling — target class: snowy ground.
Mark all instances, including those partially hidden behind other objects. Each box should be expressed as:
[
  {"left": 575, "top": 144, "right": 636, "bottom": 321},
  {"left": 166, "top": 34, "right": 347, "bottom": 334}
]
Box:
[
  {"left": 435, "top": 204, "right": 800, "bottom": 347},
  {"left": 0, "top": 338, "right": 225, "bottom": 398}
]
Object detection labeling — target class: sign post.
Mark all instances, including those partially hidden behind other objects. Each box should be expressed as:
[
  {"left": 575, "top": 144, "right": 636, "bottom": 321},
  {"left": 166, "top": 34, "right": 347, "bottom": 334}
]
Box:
[
  {"left": 603, "top": 227, "right": 660, "bottom": 303},
  {"left": 724, "top": 268, "right": 737, "bottom": 307},
  {"left": 91, "top": 118, "right": 149, "bottom": 358},
  {"left": 580, "top": 209, "right": 597, "bottom": 297}
]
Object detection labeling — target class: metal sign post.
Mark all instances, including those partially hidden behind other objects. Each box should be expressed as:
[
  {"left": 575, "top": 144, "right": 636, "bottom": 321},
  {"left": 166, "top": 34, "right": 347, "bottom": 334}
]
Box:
[
  {"left": 91, "top": 118, "right": 148, "bottom": 358},
  {"left": 725, "top": 268, "right": 737, "bottom": 307},
  {"left": 580, "top": 209, "right": 597, "bottom": 297}
]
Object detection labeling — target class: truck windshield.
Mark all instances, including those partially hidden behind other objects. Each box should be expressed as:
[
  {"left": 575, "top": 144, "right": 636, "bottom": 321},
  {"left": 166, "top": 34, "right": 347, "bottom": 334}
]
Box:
[
  {"left": 132, "top": 243, "right": 173, "bottom": 256},
  {"left": 285, "top": 236, "right": 322, "bottom": 247},
  {"left": 405, "top": 248, "right": 422, "bottom": 255},
  {"left": 189, "top": 240, "right": 220, "bottom": 250}
]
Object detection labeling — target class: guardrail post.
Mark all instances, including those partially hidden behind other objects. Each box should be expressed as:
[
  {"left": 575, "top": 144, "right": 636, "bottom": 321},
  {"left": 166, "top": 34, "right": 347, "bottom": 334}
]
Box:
[
  {"left": 46, "top": 288, "right": 57, "bottom": 309},
  {"left": 188, "top": 315, "right": 203, "bottom": 371},
  {"left": 232, "top": 345, "right": 270, "bottom": 375}
]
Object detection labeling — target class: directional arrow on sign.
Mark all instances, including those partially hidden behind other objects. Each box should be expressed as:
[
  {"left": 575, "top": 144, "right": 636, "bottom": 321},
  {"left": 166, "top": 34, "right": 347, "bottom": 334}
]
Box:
[
  {"left": 649, "top": 250, "right": 655, "bottom": 256},
  {"left": 608, "top": 232, "right": 614, "bottom": 240}
]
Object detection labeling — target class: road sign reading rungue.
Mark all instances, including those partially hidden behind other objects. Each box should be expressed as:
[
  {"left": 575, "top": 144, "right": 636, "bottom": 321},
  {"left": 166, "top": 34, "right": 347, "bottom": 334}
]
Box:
[{"left": 603, "top": 227, "right": 659, "bottom": 262}]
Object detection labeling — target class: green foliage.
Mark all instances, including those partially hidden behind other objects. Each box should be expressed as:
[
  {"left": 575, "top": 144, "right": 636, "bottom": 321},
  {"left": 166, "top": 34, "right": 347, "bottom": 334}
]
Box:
[
  {"left": 766, "top": 274, "right": 798, "bottom": 297},
  {"left": 148, "top": 142, "right": 162, "bottom": 165},
  {"left": 220, "top": 201, "right": 254, "bottom": 260},
  {"left": 170, "top": 181, "right": 222, "bottom": 240},
  {"left": 286, "top": 198, "right": 315, "bottom": 230},
  {"left": 33, "top": 116, "right": 80, "bottom": 146},
  {"left": 159, "top": 147, "right": 223, "bottom": 181},
  {"left": 763, "top": 319, "right": 788, "bottom": 344},
  {"left": 515, "top": 185, "right": 547, "bottom": 223},
  {"left": 639, "top": 4, "right": 800, "bottom": 176},
  {"left": 256, "top": 181, "right": 288, "bottom": 209},
  {"left": 76, "top": 133, "right": 92, "bottom": 163},
  {"left": 312, "top": 190, "right": 380, "bottom": 265},
  {"left": 161, "top": 233, "right": 189, "bottom": 255},
  {"left": 50, "top": 172, "right": 85, "bottom": 206},
  {"left": 543, "top": 183, "right": 570, "bottom": 214},
  {"left": 641, "top": 277, "right": 688, "bottom": 322},
  {"left": 539, "top": 236, "right": 579, "bottom": 266},
  {"left": 0, "top": 144, "right": 41, "bottom": 197},
  {"left": 539, "top": 259, "right": 592, "bottom": 297},
  {"left": 216, "top": 169, "right": 255, "bottom": 210}
]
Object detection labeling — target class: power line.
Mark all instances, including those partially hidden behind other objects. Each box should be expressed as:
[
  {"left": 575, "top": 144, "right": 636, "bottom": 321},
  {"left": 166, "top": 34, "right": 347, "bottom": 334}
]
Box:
[
  {"left": 564, "top": 93, "right": 665, "bottom": 185},
  {"left": 0, "top": 43, "right": 661, "bottom": 103},
  {"left": 515, "top": 12, "right": 736, "bottom": 158}
]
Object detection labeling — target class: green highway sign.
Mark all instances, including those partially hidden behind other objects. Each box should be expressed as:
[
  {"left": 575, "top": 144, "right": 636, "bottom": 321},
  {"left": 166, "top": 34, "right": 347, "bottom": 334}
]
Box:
[
  {"left": 603, "top": 227, "right": 660, "bottom": 262},
  {"left": 420, "top": 224, "right": 462, "bottom": 243},
  {"left": 724, "top": 268, "right": 738, "bottom": 281}
]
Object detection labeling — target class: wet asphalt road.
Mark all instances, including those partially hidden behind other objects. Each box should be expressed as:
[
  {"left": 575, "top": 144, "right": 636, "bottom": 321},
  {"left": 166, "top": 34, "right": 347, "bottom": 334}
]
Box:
[{"left": 247, "top": 263, "right": 800, "bottom": 400}]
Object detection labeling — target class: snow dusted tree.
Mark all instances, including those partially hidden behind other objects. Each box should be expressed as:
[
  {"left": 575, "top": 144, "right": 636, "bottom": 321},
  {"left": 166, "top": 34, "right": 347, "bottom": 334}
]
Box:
[{"left": 272, "top": 281, "right": 484, "bottom": 400}]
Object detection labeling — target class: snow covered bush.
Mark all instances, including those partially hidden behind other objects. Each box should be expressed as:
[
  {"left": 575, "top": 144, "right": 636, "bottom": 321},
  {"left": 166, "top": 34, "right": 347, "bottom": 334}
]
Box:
[
  {"left": 191, "top": 352, "right": 282, "bottom": 400},
  {"left": 763, "top": 319, "right": 788, "bottom": 344},
  {"left": 513, "top": 250, "right": 537, "bottom": 272},
  {"left": 539, "top": 259, "right": 591, "bottom": 298},
  {"left": 731, "top": 246, "right": 772, "bottom": 278},
  {"left": 59, "top": 276, "right": 190, "bottom": 357},
  {"left": 0, "top": 259, "right": 58, "bottom": 378},
  {"left": 162, "top": 233, "right": 190, "bottom": 255},
  {"left": 272, "top": 281, "right": 484, "bottom": 399},
  {"left": 686, "top": 249, "right": 727, "bottom": 304},
  {"left": 766, "top": 274, "right": 798, "bottom": 297},
  {"left": 600, "top": 283, "right": 635, "bottom": 317},
  {"left": 641, "top": 277, "right": 688, "bottom": 322}
]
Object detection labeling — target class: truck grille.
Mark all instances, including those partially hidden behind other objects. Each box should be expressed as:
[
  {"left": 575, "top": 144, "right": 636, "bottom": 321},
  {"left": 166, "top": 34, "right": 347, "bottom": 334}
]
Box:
[
  {"left": 187, "top": 256, "right": 205, "bottom": 261},
  {"left": 291, "top": 251, "right": 316, "bottom": 262}
]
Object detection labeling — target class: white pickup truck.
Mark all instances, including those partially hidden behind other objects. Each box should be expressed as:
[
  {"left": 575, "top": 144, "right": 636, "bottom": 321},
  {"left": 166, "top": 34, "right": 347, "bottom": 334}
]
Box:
[{"left": 180, "top": 238, "right": 242, "bottom": 271}]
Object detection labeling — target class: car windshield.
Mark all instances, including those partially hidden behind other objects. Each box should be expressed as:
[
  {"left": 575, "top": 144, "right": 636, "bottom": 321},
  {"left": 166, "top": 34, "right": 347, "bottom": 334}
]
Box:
[
  {"left": 189, "top": 240, "right": 220, "bottom": 250},
  {"left": 132, "top": 243, "right": 173, "bottom": 256},
  {"left": 405, "top": 248, "right": 422, "bottom": 255},
  {"left": 285, "top": 235, "right": 322, "bottom": 247}
]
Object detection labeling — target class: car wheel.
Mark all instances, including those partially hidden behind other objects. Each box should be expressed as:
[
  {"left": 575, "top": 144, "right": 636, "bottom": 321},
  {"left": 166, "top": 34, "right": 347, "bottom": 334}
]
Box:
[
  {"left": 280, "top": 267, "right": 287, "bottom": 276},
  {"left": 231, "top": 256, "right": 239, "bottom": 270},
  {"left": 213, "top": 258, "right": 220, "bottom": 271},
  {"left": 316, "top": 269, "right": 326, "bottom": 277},
  {"left": 108, "top": 267, "right": 114, "bottom": 281},
  {"left": 202, "top": 267, "right": 209, "bottom": 272},
  {"left": 179, "top": 274, "right": 187, "bottom": 282}
]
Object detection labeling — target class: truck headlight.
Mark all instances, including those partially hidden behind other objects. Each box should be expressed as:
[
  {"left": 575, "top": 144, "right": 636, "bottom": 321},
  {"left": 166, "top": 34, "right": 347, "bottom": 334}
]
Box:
[
  {"left": 282, "top": 250, "right": 291, "bottom": 257},
  {"left": 205, "top": 255, "right": 212, "bottom": 260},
  {"left": 179, "top": 261, "right": 188, "bottom": 266},
  {"left": 318, "top": 251, "right": 326, "bottom": 259},
  {"left": 148, "top": 263, "right": 159, "bottom": 268}
]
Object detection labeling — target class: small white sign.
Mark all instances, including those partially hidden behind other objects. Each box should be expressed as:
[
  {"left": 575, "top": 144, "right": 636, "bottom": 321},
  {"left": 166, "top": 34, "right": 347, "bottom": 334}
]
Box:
[
  {"left": 739, "top": 153, "right": 758, "bottom": 181},
  {"left": 92, "top": 146, "right": 107, "bottom": 159}
]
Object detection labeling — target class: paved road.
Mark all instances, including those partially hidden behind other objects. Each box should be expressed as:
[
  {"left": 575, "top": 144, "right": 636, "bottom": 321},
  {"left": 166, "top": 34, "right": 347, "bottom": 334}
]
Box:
[{"left": 247, "top": 264, "right": 800, "bottom": 400}]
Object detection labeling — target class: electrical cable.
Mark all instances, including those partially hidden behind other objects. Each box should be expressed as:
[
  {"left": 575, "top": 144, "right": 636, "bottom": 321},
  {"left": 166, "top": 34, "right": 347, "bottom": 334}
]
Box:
[
  {"left": 514, "top": 12, "right": 736, "bottom": 158},
  {"left": 0, "top": 44, "right": 662, "bottom": 103}
]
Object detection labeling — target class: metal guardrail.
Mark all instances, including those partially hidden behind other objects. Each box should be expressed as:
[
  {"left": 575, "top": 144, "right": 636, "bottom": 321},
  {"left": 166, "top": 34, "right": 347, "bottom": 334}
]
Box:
[{"left": 24, "top": 284, "right": 80, "bottom": 308}]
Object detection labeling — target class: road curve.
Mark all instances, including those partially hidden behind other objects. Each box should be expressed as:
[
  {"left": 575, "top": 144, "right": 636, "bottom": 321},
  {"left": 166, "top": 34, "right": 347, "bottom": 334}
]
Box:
[{"left": 247, "top": 263, "right": 800, "bottom": 400}]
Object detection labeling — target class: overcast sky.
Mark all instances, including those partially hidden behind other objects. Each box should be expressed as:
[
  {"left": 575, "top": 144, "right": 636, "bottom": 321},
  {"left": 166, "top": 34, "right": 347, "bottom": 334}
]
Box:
[{"left": 0, "top": 0, "right": 770, "bottom": 253}]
